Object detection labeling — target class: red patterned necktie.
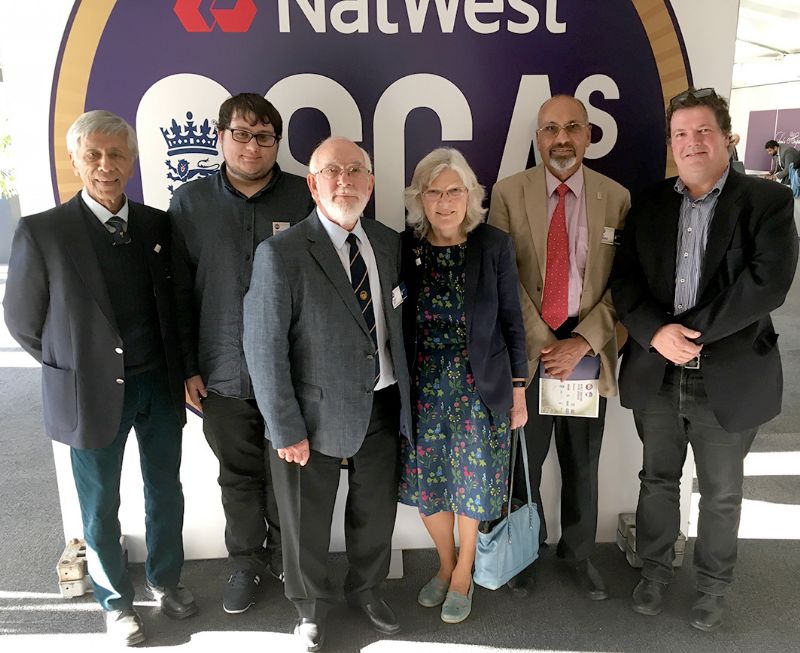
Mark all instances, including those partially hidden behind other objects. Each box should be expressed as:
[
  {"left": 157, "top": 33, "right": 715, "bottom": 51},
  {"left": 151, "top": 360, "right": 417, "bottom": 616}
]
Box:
[{"left": 541, "top": 183, "right": 570, "bottom": 330}]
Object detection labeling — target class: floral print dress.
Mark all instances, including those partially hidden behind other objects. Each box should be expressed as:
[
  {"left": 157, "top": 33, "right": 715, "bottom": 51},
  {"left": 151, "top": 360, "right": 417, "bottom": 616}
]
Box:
[{"left": 398, "top": 240, "right": 510, "bottom": 520}]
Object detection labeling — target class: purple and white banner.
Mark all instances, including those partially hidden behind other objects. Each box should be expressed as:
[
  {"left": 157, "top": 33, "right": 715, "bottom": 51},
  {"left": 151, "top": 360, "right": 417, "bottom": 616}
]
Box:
[{"left": 50, "top": 0, "right": 694, "bottom": 229}]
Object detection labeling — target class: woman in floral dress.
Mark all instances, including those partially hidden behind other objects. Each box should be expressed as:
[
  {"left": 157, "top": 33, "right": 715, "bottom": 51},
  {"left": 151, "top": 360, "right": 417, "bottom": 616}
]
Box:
[{"left": 398, "top": 148, "right": 528, "bottom": 623}]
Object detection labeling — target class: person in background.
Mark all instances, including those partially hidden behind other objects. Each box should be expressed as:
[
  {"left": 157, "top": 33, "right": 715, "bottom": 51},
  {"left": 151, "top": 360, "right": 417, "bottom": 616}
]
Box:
[{"left": 764, "top": 139, "right": 800, "bottom": 185}]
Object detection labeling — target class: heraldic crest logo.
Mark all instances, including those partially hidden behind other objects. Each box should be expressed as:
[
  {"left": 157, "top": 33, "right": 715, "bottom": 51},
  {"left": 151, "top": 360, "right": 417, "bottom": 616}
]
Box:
[{"left": 161, "top": 111, "right": 220, "bottom": 195}]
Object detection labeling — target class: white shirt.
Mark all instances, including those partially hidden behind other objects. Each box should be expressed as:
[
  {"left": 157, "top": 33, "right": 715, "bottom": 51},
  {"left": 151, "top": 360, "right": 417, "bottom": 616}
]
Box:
[
  {"left": 81, "top": 188, "right": 129, "bottom": 225},
  {"left": 316, "top": 208, "right": 396, "bottom": 389}
]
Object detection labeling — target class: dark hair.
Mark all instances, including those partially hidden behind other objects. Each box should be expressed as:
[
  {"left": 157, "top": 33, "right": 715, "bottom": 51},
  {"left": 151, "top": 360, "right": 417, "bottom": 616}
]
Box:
[
  {"left": 217, "top": 93, "right": 283, "bottom": 137},
  {"left": 665, "top": 87, "right": 731, "bottom": 141},
  {"left": 765, "top": 140, "right": 779, "bottom": 149}
]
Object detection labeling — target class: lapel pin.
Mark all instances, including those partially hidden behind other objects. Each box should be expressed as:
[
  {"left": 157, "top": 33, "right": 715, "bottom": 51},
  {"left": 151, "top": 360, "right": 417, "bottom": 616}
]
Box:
[
  {"left": 596, "top": 192, "right": 602, "bottom": 200},
  {"left": 154, "top": 244, "right": 162, "bottom": 253}
]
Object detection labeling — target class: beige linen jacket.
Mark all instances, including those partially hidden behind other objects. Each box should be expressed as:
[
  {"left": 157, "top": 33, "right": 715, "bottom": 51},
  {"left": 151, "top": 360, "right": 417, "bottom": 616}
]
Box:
[{"left": 489, "top": 164, "right": 630, "bottom": 397}]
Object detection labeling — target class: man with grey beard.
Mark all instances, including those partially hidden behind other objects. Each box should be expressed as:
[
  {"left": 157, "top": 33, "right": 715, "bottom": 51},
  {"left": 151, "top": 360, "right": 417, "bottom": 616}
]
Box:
[
  {"left": 243, "top": 137, "right": 411, "bottom": 651},
  {"left": 489, "top": 95, "right": 630, "bottom": 600}
]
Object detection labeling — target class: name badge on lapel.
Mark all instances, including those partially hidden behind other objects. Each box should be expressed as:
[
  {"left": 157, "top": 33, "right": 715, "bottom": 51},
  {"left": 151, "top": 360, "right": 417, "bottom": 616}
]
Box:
[
  {"left": 272, "top": 221, "right": 291, "bottom": 235},
  {"left": 602, "top": 227, "right": 622, "bottom": 246},
  {"left": 392, "top": 282, "right": 408, "bottom": 308}
]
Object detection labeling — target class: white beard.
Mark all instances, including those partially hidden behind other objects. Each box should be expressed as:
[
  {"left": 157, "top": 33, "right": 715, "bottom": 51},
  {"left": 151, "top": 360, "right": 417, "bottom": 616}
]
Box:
[
  {"left": 323, "top": 196, "right": 368, "bottom": 226},
  {"left": 549, "top": 154, "right": 577, "bottom": 172}
]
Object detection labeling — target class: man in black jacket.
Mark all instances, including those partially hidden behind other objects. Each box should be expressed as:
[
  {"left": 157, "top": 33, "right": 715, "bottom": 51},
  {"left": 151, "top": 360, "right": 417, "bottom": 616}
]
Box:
[
  {"left": 4, "top": 110, "right": 195, "bottom": 646},
  {"left": 612, "top": 88, "right": 798, "bottom": 632}
]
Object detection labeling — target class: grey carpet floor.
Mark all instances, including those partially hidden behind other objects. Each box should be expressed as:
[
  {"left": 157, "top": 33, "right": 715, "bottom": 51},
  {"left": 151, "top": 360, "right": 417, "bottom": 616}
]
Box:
[{"left": 2, "top": 264, "right": 800, "bottom": 652}]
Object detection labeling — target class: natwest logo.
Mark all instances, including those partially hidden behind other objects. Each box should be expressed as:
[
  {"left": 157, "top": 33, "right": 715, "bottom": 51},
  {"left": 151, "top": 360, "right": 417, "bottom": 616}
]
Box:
[{"left": 173, "top": 0, "right": 257, "bottom": 33}]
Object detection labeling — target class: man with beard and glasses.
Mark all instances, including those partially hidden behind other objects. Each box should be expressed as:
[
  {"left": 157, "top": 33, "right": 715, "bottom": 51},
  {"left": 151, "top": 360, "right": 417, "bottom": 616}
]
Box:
[
  {"left": 489, "top": 95, "right": 630, "bottom": 600},
  {"left": 170, "top": 94, "right": 314, "bottom": 614},
  {"left": 243, "top": 137, "right": 411, "bottom": 651}
]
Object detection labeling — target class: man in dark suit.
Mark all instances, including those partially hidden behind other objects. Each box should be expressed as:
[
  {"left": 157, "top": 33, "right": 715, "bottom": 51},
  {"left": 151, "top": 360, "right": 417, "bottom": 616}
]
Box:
[
  {"left": 765, "top": 139, "right": 800, "bottom": 186},
  {"left": 4, "top": 111, "right": 195, "bottom": 646},
  {"left": 612, "top": 88, "right": 798, "bottom": 632},
  {"left": 489, "top": 95, "right": 630, "bottom": 599},
  {"left": 243, "top": 137, "right": 411, "bottom": 651}
]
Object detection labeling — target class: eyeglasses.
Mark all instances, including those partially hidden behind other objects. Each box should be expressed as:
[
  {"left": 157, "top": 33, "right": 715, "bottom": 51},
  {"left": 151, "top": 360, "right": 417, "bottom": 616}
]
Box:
[
  {"left": 228, "top": 128, "right": 280, "bottom": 147},
  {"left": 536, "top": 121, "right": 589, "bottom": 138},
  {"left": 423, "top": 187, "right": 468, "bottom": 201},
  {"left": 312, "top": 164, "right": 370, "bottom": 180},
  {"left": 669, "top": 87, "right": 717, "bottom": 108}
]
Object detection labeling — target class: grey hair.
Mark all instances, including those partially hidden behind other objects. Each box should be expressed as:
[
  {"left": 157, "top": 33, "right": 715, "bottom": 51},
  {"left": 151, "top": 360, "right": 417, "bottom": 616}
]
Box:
[
  {"left": 405, "top": 148, "right": 486, "bottom": 239},
  {"left": 66, "top": 110, "right": 138, "bottom": 158},
  {"left": 308, "top": 137, "right": 372, "bottom": 173}
]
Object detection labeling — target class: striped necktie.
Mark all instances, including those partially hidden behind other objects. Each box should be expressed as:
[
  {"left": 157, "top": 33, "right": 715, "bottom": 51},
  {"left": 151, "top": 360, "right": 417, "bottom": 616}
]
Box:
[
  {"left": 105, "top": 216, "right": 131, "bottom": 245},
  {"left": 346, "top": 233, "right": 380, "bottom": 386}
]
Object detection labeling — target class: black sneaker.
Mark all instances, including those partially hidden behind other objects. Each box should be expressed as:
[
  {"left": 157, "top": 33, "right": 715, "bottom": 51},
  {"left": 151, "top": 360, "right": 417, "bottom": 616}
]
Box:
[
  {"left": 223, "top": 570, "right": 261, "bottom": 614},
  {"left": 268, "top": 557, "right": 284, "bottom": 582}
]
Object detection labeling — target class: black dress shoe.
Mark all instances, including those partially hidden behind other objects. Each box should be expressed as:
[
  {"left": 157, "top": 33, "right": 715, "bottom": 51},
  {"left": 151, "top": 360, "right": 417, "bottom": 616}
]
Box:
[
  {"left": 294, "top": 617, "right": 326, "bottom": 652},
  {"left": 145, "top": 581, "right": 198, "bottom": 619},
  {"left": 506, "top": 566, "right": 536, "bottom": 597},
  {"left": 631, "top": 578, "right": 668, "bottom": 616},
  {"left": 574, "top": 558, "right": 608, "bottom": 601},
  {"left": 360, "top": 599, "right": 400, "bottom": 635},
  {"left": 690, "top": 592, "right": 725, "bottom": 632}
]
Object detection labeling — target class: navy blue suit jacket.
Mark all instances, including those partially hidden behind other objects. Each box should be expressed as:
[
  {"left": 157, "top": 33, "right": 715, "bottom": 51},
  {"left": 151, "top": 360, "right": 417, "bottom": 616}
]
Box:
[
  {"left": 401, "top": 223, "right": 528, "bottom": 417},
  {"left": 3, "top": 193, "right": 186, "bottom": 449}
]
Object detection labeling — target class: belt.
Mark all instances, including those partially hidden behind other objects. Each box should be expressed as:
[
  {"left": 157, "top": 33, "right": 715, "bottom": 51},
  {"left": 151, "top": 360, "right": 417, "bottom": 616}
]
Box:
[{"left": 678, "top": 356, "right": 700, "bottom": 370}]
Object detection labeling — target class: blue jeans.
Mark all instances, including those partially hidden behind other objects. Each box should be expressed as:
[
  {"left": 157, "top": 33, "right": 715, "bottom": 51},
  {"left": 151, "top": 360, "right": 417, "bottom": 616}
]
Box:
[
  {"left": 633, "top": 366, "right": 757, "bottom": 595},
  {"left": 70, "top": 366, "right": 184, "bottom": 611}
]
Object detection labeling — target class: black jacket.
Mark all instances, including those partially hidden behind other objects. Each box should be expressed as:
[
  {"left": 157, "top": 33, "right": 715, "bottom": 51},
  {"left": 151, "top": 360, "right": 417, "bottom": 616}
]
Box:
[
  {"left": 611, "top": 169, "right": 798, "bottom": 431},
  {"left": 401, "top": 223, "right": 528, "bottom": 417},
  {"left": 3, "top": 193, "right": 186, "bottom": 449}
]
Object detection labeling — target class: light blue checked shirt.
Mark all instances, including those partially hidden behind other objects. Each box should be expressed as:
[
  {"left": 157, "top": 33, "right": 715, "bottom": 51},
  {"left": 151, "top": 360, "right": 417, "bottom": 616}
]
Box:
[{"left": 673, "top": 166, "right": 730, "bottom": 314}]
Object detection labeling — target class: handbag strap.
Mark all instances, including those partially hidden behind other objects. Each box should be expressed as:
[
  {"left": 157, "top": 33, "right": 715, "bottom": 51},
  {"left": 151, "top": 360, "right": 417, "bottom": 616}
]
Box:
[{"left": 506, "top": 427, "right": 534, "bottom": 507}]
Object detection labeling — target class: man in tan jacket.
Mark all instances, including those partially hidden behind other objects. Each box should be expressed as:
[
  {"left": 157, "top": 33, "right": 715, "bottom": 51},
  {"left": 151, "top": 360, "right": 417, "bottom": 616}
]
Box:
[{"left": 489, "top": 95, "right": 630, "bottom": 599}]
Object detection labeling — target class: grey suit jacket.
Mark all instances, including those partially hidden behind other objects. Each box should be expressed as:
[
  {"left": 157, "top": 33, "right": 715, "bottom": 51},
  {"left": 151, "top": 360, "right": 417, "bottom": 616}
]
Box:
[
  {"left": 243, "top": 211, "right": 412, "bottom": 459},
  {"left": 773, "top": 144, "right": 800, "bottom": 183}
]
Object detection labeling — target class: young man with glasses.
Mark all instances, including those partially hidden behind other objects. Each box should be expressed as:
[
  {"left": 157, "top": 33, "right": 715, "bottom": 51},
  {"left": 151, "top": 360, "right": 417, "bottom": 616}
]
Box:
[
  {"left": 489, "top": 94, "right": 630, "bottom": 600},
  {"left": 169, "top": 93, "right": 314, "bottom": 614},
  {"left": 611, "top": 87, "right": 797, "bottom": 631}
]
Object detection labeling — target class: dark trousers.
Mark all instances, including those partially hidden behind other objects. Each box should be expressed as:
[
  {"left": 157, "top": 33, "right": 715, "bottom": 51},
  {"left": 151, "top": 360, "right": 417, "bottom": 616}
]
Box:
[
  {"left": 202, "top": 392, "right": 281, "bottom": 574},
  {"left": 70, "top": 367, "right": 184, "bottom": 611},
  {"left": 513, "top": 371, "right": 606, "bottom": 562},
  {"left": 269, "top": 385, "right": 400, "bottom": 620},
  {"left": 633, "top": 366, "right": 757, "bottom": 595}
]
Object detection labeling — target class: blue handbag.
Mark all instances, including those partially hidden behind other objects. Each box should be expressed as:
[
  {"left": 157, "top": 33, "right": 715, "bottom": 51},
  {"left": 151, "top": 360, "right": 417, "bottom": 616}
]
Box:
[{"left": 473, "top": 428, "right": 540, "bottom": 590}]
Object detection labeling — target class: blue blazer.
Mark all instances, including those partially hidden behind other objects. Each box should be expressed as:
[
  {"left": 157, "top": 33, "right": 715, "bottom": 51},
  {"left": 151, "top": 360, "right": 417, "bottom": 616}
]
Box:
[{"left": 401, "top": 222, "right": 528, "bottom": 416}]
